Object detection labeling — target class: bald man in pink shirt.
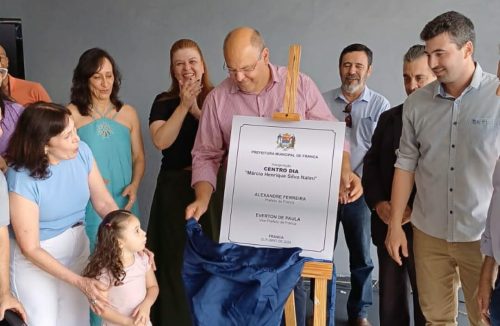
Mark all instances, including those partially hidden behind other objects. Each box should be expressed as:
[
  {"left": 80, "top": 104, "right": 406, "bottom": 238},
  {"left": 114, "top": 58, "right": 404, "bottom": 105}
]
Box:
[{"left": 186, "top": 27, "right": 361, "bottom": 223}]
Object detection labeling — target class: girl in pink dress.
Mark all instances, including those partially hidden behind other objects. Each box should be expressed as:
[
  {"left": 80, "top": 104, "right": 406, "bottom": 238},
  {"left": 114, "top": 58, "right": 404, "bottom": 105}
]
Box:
[{"left": 84, "top": 210, "right": 158, "bottom": 326}]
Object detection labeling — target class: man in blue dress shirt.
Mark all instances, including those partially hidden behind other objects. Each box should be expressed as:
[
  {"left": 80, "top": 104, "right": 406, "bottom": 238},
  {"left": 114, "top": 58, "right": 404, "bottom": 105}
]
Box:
[{"left": 323, "top": 43, "right": 390, "bottom": 326}]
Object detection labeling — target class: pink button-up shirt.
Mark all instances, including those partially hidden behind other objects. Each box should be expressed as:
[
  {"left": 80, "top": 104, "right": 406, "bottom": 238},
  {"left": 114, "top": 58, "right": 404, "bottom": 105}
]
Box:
[{"left": 192, "top": 63, "right": 347, "bottom": 190}]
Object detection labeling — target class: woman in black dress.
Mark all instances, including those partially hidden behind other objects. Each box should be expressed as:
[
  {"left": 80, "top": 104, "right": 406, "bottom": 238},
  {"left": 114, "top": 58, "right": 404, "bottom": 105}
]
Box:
[{"left": 147, "top": 39, "right": 215, "bottom": 326}]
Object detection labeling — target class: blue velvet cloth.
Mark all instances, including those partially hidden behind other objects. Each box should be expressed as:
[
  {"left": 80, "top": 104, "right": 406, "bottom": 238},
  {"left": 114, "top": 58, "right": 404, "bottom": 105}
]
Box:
[{"left": 182, "top": 218, "right": 307, "bottom": 326}]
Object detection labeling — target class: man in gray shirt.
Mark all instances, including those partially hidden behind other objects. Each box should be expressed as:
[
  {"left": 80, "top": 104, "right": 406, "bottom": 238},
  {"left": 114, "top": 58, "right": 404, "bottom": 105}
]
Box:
[
  {"left": 0, "top": 173, "right": 26, "bottom": 322},
  {"left": 386, "top": 11, "right": 500, "bottom": 325}
]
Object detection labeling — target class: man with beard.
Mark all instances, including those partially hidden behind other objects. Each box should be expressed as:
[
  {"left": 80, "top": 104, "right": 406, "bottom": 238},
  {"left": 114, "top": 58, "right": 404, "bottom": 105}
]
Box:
[{"left": 323, "top": 43, "right": 390, "bottom": 326}]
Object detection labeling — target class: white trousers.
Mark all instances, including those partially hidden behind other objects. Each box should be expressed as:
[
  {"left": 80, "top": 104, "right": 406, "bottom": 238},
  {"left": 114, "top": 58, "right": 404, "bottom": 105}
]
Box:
[{"left": 10, "top": 225, "right": 90, "bottom": 326}]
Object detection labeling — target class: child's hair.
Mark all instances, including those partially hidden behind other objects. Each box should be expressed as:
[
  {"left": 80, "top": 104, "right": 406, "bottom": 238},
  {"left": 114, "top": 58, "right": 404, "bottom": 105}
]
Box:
[{"left": 83, "top": 209, "right": 134, "bottom": 286}]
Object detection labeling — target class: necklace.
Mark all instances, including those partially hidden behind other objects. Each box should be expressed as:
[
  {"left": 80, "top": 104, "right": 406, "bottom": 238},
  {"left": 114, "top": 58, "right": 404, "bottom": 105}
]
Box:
[
  {"left": 90, "top": 102, "right": 115, "bottom": 138},
  {"left": 90, "top": 102, "right": 114, "bottom": 118}
]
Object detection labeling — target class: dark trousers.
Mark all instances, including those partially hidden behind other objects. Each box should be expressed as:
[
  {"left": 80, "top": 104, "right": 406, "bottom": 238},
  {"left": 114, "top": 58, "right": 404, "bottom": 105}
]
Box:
[
  {"left": 147, "top": 170, "right": 201, "bottom": 326},
  {"left": 491, "top": 274, "right": 500, "bottom": 326},
  {"left": 147, "top": 169, "right": 224, "bottom": 325},
  {"left": 376, "top": 235, "right": 425, "bottom": 326}
]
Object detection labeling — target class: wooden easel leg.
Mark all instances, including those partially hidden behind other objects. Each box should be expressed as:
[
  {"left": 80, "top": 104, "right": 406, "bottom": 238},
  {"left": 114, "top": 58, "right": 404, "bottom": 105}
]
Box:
[
  {"left": 312, "top": 279, "right": 327, "bottom": 326},
  {"left": 284, "top": 290, "right": 297, "bottom": 326}
]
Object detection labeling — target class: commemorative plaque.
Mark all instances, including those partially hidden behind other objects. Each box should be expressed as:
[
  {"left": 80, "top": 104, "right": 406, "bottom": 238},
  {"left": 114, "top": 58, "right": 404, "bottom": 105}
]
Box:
[{"left": 219, "top": 115, "right": 345, "bottom": 260}]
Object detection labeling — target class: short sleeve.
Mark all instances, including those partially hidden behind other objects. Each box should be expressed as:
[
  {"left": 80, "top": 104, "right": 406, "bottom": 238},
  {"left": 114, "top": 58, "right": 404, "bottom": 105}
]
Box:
[
  {"left": 97, "top": 269, "right": 113, "bottom": 288},
  {"left": 7, "top": 101, "right": 24, "bottom": 115},
  {"left": 33, "top": 83, "right": 51, "bottom": 102},
  {"left": 149, "top": 95, "right": 180, "bottom": 125},
  {"left": 78, "top": 141, "right": 94, "bottom": 174},
  {"left": 394, "top": 98, "right": 419, "bottom": 172},
  {"left": 0, "top": 174, "right": 9, "bottom": 227},
  {"left": 137, "top": 252, "right": 151, "bottom": 272},
  {"left": 6, "top": 167, "right": 39, "bottom": 204}
]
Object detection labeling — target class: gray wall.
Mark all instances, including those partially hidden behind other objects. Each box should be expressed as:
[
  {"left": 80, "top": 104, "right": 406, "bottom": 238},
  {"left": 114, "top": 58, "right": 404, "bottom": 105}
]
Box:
[{"left": 2, "top": 0, "right": 499, "bottom": 277}]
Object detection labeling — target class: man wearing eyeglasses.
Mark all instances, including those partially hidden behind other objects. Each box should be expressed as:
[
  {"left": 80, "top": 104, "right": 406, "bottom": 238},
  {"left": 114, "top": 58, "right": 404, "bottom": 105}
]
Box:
[
  {"left": 186, "top": 26, "right": 362, "bottom": 326},
  {"left": 0, "top": 44, "right": 51, "bottom": 106},
  {"left": 323, "top": 43, "right": 390, "bottom": 326}
]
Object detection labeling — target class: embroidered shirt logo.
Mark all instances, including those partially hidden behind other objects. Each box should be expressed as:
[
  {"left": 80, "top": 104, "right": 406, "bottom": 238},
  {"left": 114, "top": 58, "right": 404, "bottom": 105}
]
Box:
[{"left": 472, "top": 118, "right": 489, "bottom": 126}]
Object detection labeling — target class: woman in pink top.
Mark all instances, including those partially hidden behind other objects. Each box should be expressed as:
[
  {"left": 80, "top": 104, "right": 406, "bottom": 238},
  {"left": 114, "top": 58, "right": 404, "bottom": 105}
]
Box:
[{"left": 84, "top": 210, "right": 158, "bottom": 326}]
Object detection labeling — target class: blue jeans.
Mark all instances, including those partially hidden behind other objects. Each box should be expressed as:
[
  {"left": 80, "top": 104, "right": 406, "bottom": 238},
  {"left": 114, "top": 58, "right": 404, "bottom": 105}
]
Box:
[
  {"left": 491, "top": 275, "right": 500, "bottom": 326},
  {"left": 329, "top": 196, "right": 373, "bottom": 321}
]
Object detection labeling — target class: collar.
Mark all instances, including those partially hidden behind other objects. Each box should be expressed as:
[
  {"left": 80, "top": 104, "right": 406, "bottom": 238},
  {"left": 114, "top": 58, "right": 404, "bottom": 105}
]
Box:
[
  {"left": 333, "top": 86, "right": 371, "bottom": 104},
  {"left": 434, "top": 62, "right": 483, "bottom": 99}
]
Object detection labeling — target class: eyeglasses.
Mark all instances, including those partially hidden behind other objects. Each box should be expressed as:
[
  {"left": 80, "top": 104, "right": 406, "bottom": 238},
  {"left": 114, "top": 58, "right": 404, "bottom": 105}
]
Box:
[
  {"left": 0, "top": 68, "right": 7, "bottom": 82},
  {"left": 343, "top": 102, "right": 352, "bottom": 128},
  {"left": 223, "top": 50, "right": 263, "bottom": 75}
]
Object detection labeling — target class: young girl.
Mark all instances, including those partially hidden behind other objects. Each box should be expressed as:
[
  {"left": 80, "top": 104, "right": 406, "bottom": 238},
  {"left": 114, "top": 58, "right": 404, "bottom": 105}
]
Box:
[{"left": 84, "top": 210, "right": 159, "bottom": 326}]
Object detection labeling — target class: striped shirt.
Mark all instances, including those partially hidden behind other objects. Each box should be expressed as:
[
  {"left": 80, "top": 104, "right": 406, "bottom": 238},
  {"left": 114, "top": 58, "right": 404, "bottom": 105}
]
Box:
[{"left": 192, "top": 63, "right": 342, "bottom": 190}]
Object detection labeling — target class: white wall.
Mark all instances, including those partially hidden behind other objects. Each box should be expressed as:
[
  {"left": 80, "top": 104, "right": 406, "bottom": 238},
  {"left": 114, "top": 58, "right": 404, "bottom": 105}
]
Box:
[{"left": 2, "top": 0, "right": 499, "bottom": 277}]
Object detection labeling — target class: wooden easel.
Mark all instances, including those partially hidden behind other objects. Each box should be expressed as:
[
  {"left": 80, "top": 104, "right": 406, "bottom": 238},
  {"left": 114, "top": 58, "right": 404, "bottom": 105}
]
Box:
[
  {"left": 284, "top": 262, "right": 333, "bottom": 326},
  {"left": 274, "top": 45, "right": 334, "bottom": 326},
  {"left": 272, "top": 44, "right": 301, "bottom": 122}
]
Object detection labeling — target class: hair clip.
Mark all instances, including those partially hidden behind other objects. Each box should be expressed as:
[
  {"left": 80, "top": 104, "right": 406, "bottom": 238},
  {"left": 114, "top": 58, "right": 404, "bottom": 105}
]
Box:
[{"left": 105, "top": 222, "right": 112, "bottom": 228}]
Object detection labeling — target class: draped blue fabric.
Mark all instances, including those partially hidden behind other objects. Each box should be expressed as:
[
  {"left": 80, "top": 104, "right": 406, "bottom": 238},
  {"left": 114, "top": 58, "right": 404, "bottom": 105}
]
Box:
[{"left": 182, "top": 218, "right": 307, "bottom": 326}]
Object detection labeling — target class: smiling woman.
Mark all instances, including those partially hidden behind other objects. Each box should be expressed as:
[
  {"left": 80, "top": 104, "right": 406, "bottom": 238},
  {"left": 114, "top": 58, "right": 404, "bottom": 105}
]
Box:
[{"left": 146, "top": 39, "right": 217, "bottom": 326}]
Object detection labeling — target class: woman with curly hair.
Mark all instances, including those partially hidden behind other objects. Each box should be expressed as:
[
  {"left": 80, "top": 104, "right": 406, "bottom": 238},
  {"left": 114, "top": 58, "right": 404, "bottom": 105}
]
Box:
[{"left": 84, "top": 209, "right": 158, "bottom": 326}]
